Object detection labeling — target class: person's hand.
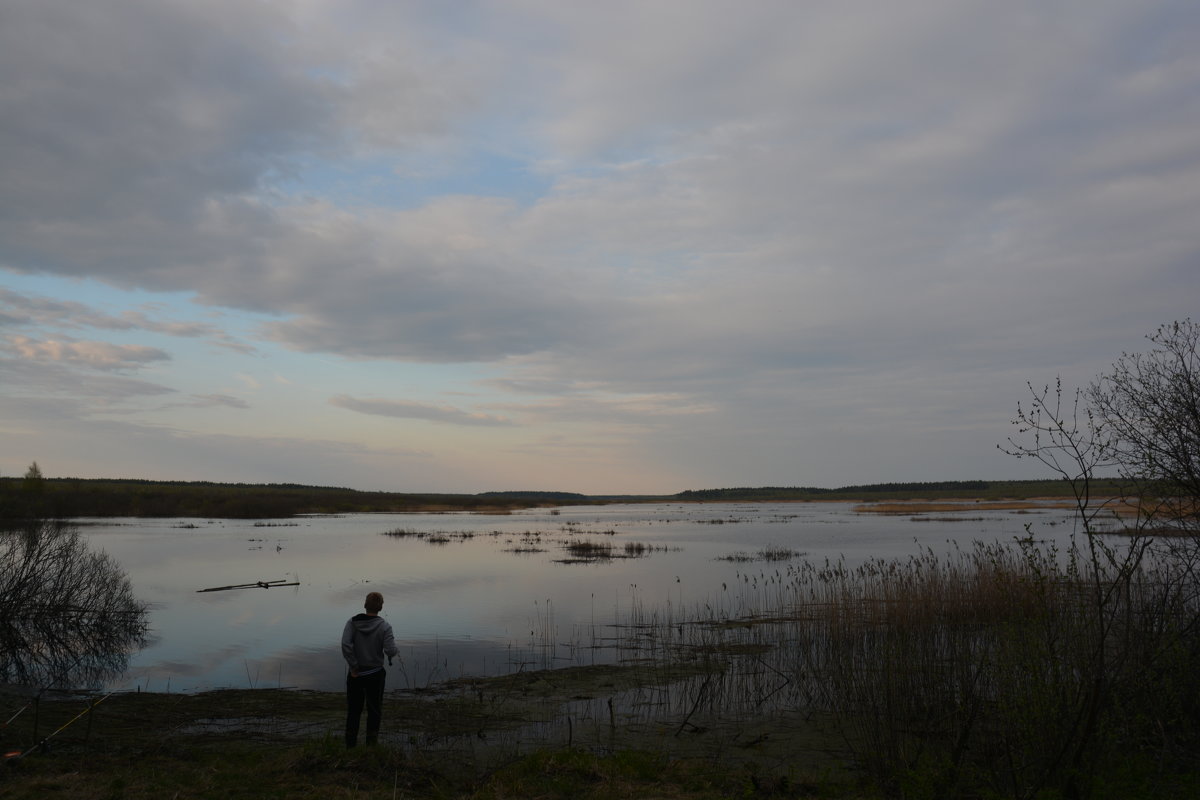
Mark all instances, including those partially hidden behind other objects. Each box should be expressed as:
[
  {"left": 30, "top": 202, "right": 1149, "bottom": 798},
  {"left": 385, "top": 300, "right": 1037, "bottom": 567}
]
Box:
[{"left": 349, "top": 669, "right": 359, "bottom": 678}]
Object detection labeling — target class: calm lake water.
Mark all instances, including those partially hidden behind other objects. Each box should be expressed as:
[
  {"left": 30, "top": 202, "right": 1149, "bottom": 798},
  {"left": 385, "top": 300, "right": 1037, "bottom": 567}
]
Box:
[{"left": 78, "top": 501, "right": 1079, "bottom": 693}]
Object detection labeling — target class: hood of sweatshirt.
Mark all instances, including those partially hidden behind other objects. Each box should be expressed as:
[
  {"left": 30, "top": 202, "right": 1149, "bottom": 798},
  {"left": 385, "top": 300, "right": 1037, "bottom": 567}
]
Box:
[{"left": 351, "top": 613, "right": 386, "bottom": 634}]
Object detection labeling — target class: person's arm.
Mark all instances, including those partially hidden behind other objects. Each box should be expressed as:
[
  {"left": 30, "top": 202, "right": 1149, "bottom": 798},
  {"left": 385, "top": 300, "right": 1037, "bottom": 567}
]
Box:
[
  {"left": 341, "top": 620, "right": 359, "bottom": 676},
  {"left": 383, "top": 621, "right": 398, "bottom": 664}
]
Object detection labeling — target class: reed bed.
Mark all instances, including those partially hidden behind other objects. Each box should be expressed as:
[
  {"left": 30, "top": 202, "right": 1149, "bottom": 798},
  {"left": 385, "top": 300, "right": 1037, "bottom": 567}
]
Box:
[
  {"left": 380, "top": 527, "right": 476, "bottom": 543},
  {"left": 585, "top": 537, "right": 1200, "bottom": 798},
  {"left": 716, "top": 545, "right": 803, "bottom": 563}
]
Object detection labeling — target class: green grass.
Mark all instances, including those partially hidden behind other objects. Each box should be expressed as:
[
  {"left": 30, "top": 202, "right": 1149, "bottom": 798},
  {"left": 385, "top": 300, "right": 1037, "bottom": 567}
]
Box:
[
  {"left": 3, "top": 740, "right": 869, "bottom": 799},
  {"left": 0, "top": 675, "right": 871, "bottom": 799}
]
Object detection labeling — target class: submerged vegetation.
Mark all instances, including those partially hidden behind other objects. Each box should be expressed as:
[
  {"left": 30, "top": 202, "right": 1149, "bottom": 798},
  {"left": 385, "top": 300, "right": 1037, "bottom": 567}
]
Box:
[{"left": 717, "top": 545, "right": 804, "bottom": 563}]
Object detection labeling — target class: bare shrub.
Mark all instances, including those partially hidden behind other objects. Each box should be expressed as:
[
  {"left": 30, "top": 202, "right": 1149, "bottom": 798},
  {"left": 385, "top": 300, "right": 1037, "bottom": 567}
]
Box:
[{"left": 0, "top": 518, "right": 148, "bottom": 688}]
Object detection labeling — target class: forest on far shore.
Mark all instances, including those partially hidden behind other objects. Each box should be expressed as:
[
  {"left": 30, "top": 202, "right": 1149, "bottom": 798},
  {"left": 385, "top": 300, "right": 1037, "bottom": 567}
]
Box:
[{"left": 0, "top": 473, "right": 1108, "bottom": 519}]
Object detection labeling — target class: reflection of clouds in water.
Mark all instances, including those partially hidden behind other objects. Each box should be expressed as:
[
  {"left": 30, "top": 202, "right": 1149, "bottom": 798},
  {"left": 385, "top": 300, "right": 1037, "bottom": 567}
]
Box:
[
  {"left": 95, "top": 506, "right": 1083, "bottom": 691},
  {"left": 330, "top": 582, "right": 378, "bottom": 607},
  {"left": 195, "top": 590, "right": 245, "bottom": 607},
  {"left": 252, "top": 639, "right": 532, "bottom": 692},
  {"left": 128, "top": 643, "right": 254, "bottom": 691},
  {"left": 257, "top": 646, "right": 343, "bottom": 691},
  {"left": 333, "top": 571, "right": 502, "bottom": 609}
]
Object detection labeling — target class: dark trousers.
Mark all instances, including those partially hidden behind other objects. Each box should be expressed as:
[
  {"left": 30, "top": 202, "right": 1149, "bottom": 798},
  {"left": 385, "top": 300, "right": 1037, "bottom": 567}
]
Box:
[{"left": 345, "top": 668, "right": 386, "bottom": 747}]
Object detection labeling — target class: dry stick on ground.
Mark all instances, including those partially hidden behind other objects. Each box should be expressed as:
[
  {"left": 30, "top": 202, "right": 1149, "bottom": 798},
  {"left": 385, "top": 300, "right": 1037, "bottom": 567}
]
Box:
[{"left": 675, "top": 674, "right": 712, "bottom": 737}]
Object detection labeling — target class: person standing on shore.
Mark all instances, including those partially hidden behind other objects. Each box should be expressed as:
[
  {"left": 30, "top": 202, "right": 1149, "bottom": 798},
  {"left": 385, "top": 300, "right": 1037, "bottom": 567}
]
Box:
[{"left": 341, "top": 591, "right": 397, "bottom": 747}]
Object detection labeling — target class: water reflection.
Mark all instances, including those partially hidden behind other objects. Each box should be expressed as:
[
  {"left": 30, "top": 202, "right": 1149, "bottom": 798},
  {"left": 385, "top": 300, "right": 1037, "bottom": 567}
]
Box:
[
  {"left": 0, "top": 519, "right": 148, "bottom": 690},
  {"left": 74, "top": 502, "right": 1076, "bottom": 692}
]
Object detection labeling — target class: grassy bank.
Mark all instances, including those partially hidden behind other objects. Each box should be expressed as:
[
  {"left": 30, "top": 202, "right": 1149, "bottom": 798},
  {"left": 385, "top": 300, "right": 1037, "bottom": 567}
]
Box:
[{"left": 1, "top": 669, "right": 866, "bottom": 799}]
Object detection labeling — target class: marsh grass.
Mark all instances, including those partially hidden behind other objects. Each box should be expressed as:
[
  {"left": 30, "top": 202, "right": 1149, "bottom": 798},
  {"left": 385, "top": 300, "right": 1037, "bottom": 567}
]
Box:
[
  {"left": 562, "top": 540, "right": 615, "bottom": 561},
  {"left": 380, "top": 527, "right": 475, "bottom": 543},
  {"left": 552, "top": 538, "right": 676, "bottom": 564},
  {"left": 383, "top": 526, "right": 677, "bottom": 566},
  {"left": 717, "top": 546, "right": 804, "bottom": 563},
  {"left": 588, "top": 536, "right": 1200, "bottom": 798}
]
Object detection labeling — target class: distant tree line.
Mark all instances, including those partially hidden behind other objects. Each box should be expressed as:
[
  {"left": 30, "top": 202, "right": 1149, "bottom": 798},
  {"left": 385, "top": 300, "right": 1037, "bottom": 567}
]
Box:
[
  {"left": 476, "top": 490, "right": 590, "bottom": 501},
  {"left": 672, "top": 479, "right": 1108, "bottom": 502},
  {"left": 0, "top": 474, "right": 599, "bottom": 520},
  {"left": 0, "top": 469, "right": 1103, "bottom": 521}
]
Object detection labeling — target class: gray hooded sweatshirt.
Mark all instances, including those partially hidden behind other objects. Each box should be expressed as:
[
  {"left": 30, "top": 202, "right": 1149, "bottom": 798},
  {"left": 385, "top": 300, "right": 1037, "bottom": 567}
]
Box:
[{"left": 341, "top": 613, "right": 398, "bottom": 676}]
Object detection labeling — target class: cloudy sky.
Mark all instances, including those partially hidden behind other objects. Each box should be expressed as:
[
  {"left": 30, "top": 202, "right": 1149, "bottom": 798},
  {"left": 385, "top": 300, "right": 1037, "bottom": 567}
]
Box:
[{"left": 2, "top": 1, "right": 1197, "bottom": 494}]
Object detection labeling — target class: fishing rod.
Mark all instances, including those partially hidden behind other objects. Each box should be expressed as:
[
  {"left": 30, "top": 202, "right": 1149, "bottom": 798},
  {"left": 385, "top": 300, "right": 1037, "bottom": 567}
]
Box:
[
  {"left": 3, "top": 695, "right": 41, "bottom": 763},
  {"left": 1, "top": 650, "right": 96, "bottom": 742},
  {"left": 4, "top": 690, "right": 116, "bottom": 763},
  {"left": 2, "top": 701, "right": 31, "bottom": 733},
  {"left": 1, "top": 704, "right": 32, "bottom": 761},
  {"left": 2, "top": 664, "right": 76, "bottom": 756}
]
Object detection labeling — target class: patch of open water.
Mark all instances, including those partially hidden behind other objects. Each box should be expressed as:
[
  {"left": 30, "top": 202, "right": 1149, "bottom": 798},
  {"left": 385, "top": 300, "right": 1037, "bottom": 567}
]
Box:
[{"left": 75, "top": 501, "right": 1079, "bottom": 692}]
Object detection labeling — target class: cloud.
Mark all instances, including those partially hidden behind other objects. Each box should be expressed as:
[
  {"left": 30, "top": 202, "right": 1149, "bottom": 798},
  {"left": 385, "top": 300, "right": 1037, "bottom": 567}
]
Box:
[
  {"left": 183, "top": 394, "right": 251, "bottom": 410},
  {"left": 242, "top": 198, "right": 607, "bottom": 362},
  {"left": 494, "top": 390, "right": 717, "bottom": 425},
  {"left": 0, "top": 0, "right": 477, "bottom": 285},
  {"left": 6, "top": 335, "right": 169, "bottom": 371},
  {"left": 0, "top": 357, "right": 175, "bottom": 405},
  {"left": 2, "top": 1, "right": 1199, "bottom": 491},
  {"left": 6, "top": 1, "right": 1196, "bottom": 376},
  {"left": 1, "top": 2, "right": 323, "bottom": 228},
  {"left": 330, "top": 395, "right": 513, "bottom": 427},
  {"left": 0, "top": 289, "right": 254, "bottom": 354},
  {"left": 0, "top": 391, "right": 435, "bottom": 488}
]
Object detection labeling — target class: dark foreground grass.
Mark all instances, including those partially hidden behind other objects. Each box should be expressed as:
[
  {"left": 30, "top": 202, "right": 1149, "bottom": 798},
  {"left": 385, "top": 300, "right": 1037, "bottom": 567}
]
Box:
[
  {"left": 6, "top": 684, "right": 1189, "bottom": 799},
  {"left": 3, "top": 742, "right": 862, "bottom": 799},
  {"left": 1, "top": 679, "right": 868, "bottom": 799},
  {"left": 5, "top": 648, "right": 1198, "bottom": 799}
]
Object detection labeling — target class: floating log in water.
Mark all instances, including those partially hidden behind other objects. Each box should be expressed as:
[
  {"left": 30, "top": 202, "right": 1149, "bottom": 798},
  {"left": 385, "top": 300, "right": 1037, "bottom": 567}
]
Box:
[{"left": 196, "top": 579, "right": 299, "bottom": 593}]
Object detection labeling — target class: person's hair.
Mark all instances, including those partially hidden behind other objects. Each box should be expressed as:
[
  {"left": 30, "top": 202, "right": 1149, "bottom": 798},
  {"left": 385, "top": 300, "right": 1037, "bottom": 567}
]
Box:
[{"left": 364, "top": 592, "right": 383, "bottom": 614}]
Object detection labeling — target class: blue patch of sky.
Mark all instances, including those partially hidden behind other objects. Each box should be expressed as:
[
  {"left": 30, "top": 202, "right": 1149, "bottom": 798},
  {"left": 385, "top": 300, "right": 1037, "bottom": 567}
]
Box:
[
  {"left": 1, "top": 272, "right": 276, "bottom": 337},
  {"left": 279, "top": 148, "right": 554, "bottom": 211},
  {"left": 0, "top": 273, "right": 497, "bottom": 404},
  {"left": 2, "top": 271, "right": 119, "bottom": 305}
]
